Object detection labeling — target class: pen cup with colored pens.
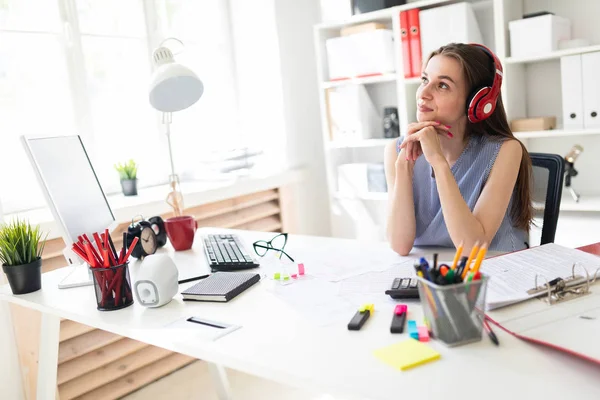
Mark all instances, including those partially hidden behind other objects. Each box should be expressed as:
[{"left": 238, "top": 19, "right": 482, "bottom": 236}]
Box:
[
  {"left": 416, "top": 274, "right": 488, "bottom": 347},
  {"left": 90, "top": 262, "right": 134, "bottom": 311}
]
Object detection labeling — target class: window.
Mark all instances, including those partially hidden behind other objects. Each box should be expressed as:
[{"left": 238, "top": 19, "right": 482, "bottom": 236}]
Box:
[
  {"left": 152, "top": 0, "right": 243, "bottom": 179},
  {"left": 0, "top": 0, "right": 244, "bottom": 215},
  {"left": 0, "top": 0, "right": 76, "bottom": 213}
]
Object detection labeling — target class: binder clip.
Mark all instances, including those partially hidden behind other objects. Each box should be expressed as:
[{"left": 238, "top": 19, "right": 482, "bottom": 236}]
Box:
[{"left": 527, "top": 263, "right": 600, "bottom": 305}]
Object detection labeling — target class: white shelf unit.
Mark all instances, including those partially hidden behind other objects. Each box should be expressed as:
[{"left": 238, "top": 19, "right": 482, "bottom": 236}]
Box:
[
  {"left": 321, "top": 73, "right": 398, "bottom": 89},
  {"left": 505, "top": 44, "right": 600, "bottom": 64},
  {"left": 513, "top": 128, "right": 600, "bottom": 140},
  {"left": 334, "top": 192, "right": 388, "bottom": 201},
  {"left": 314, "top": 0, "right": 600, "bottom": 243},
  {"left": 326, "top": 138, "right": 391, "bottom": 149}
]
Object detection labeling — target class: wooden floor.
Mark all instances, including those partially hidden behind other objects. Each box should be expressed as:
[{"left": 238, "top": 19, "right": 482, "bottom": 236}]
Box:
[{"left": 121, "top": 360, "right": 347, "bottom": 400}]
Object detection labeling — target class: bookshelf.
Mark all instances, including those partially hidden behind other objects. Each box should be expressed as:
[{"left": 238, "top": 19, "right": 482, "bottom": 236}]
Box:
[
  {"left": 314, "top": 0, "right": 600, "bottom": 244},
  {"left": 513, "top": 128, "right": 600, "bottom": 140},
  {"left": 505, "top": 44, "right": 600, "bottom": 64},
  {"left": 321, "top": 73, "right": 397, "bottom": 89}
]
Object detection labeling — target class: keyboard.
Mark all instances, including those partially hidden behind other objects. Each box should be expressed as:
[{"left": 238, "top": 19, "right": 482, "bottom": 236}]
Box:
[{"left": 203, "top": 234, "right": 260, "bottom": 272}]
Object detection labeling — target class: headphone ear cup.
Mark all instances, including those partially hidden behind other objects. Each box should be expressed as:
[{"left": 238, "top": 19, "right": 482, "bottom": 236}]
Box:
[{"left": 467, "top": 86, "right": 491, "bottom": 123}]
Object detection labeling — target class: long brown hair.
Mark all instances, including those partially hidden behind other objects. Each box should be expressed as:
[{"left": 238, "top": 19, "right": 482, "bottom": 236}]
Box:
[{"left": 427, "top": 43, "right": 533, "bottom": 232}]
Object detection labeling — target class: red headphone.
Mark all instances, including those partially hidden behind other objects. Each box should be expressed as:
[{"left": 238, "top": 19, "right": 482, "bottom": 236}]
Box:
[{"left": 466, "top": 44, "right": 503, "bottom": 123}]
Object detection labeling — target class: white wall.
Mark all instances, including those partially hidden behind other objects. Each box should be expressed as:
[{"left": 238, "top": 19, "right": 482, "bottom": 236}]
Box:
[
  {"left": 229, "top": 0, "right": 330, "bottom": 236},
  {"left": 272, "top": 0, "right": 331, "bottom": 236}
]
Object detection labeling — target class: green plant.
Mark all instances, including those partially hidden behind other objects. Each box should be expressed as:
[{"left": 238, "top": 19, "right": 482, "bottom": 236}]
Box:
[
  {"left": 114, "top": 159, "right": 138, "bottom": 180},
  {"left": 0, "top": 219, "right": 47, "bottom": 266}
]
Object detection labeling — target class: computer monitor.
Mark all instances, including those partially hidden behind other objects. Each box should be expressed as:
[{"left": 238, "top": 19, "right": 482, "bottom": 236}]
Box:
[{"left": 21, "top": 135, "right": 117, "bottom": 265}]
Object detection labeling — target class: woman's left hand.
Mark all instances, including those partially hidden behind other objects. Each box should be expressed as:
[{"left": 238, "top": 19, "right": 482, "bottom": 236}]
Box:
[{"left": 399, "top": 125, "right": 449, "bottom": 166}]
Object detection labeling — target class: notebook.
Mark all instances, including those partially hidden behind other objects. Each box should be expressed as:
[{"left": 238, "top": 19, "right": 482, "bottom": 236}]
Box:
[{"left": 181, "top": 272, "right": 261, "bottom": 302}]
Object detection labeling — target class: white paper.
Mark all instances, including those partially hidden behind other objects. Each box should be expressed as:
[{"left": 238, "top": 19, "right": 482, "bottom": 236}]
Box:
[
  {"left": 481, "top": 243, "right": 600, "bottom": 310},
  {"left": 338, "top": 260, "right": 416, "bottom": 295},
  {"left": 295, "top": 245, "right": 410, "bottom": 282},
  {"left": 269, "top": 276, "right": 354, "bottom": 326}
]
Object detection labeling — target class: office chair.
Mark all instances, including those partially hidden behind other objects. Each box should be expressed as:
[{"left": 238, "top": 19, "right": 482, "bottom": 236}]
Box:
[{"left": 529, "top": 153, "right": 565, "bottom": 245}]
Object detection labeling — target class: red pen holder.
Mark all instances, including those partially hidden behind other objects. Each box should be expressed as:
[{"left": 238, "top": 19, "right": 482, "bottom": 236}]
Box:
[{"left": 90, "top": 262, "right": 134, "bottom": 311}]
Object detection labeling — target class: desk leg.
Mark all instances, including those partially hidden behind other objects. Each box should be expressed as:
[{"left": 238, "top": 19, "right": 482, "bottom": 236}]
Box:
[
  {"left": 36, "top": 313, "right": 60, "bottom": 400},
  {"left": 206, "top": 362, "right": 233, "bottom": 400}
]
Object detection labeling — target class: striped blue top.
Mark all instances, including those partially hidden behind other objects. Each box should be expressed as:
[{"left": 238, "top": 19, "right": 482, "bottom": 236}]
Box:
[{"left": 396, "top": 134, "right": 527, "bottom": 252}]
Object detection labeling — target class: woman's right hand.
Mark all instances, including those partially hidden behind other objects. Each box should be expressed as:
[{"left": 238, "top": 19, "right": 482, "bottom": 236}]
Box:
[{"left": 400, "top": 121, "right": 451, "bottom": 163}]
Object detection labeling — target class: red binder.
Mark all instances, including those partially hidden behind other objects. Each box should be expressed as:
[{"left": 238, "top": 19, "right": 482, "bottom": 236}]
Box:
[
  {"left": 399, "top": 11, "right": 412, "bottom": 78},
  {"left": 407, "top": 8, "right": 422, "bottom": 78}
]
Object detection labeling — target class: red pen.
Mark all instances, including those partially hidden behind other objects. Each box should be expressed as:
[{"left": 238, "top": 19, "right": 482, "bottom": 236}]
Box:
[
  {"left": 122, "top": 236, "right": 139, "bottom": 263},
  {"left": 83, "top": 241, "right": 98, "bottom": 268},
  {"left": 83, "top": 233, "right": 102, "bottom": 265},
  {"left": 71, "top": 244, "right": 90, "bottom": 264}
]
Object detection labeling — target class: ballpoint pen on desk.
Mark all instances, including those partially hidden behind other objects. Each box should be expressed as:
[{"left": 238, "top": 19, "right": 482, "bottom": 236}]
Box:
[{"left": 483, "top": 318, "right": 499, "bottom": 346}]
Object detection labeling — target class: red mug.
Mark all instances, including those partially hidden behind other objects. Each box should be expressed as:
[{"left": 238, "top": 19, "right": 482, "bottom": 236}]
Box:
[{"left": 165, "top": 216, "right": 198, "bottom": 251}]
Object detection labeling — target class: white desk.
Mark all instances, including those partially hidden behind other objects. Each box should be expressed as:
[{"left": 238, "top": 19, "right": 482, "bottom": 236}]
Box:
[{"left": 2, "top": 230, "right": 600, "bottom": 400}]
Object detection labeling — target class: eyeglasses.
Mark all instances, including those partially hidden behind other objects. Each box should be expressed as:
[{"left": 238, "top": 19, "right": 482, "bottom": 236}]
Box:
[{"left": 253, "top": 233, "right": 295, "bottom": 262}]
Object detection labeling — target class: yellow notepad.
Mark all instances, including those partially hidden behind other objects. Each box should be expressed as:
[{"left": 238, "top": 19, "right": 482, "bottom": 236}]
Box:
[{"left": 373, "top": 339, "right": 441, "bottom": 371}]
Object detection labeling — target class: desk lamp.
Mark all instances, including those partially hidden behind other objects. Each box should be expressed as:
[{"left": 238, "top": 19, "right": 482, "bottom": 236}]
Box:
[
  {"left": 149, "top": 38, "right": 204, "bottom": 216},
  {"left": 564, "top": 145, "right": 583, "bottom": 203}
]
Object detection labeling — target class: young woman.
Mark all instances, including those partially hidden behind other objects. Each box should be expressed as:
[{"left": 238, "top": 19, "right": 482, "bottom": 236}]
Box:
[{"left": 384, "top": 43, "right": 533, "bottom": 255}]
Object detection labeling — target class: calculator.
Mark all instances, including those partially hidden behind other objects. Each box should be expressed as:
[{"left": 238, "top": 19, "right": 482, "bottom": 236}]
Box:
[{"left": 385, "top": 277, "right": 420, "bottom": 299}]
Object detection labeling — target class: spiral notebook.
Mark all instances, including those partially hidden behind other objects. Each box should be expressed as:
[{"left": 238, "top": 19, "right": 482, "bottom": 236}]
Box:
[{"left": 181, "top": 272, "right": 261, "bottom": 302}]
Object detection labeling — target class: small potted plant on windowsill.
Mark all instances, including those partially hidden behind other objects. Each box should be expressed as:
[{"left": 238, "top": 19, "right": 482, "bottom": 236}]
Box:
[
  {"left": 115, "top": 159, "right": 138, "bottom": 196},
  {"left": 0, "top": 219, "right": 47, "bottom": 295}
]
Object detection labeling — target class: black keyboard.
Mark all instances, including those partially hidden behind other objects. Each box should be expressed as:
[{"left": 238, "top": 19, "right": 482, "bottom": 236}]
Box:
[{"left": 203, "top": 234, "right": 260, "bottom": 272}]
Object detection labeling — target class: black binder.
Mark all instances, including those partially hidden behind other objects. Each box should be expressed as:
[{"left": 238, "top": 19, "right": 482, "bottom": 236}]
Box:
[{"left": 181, "top": 272, "right": 260, "bottom": 302}]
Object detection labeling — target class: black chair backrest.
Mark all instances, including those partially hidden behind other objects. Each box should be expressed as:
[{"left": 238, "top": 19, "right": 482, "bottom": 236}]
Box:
[{"left": 529, "top": 153, "right": 565, "bottom": 245}]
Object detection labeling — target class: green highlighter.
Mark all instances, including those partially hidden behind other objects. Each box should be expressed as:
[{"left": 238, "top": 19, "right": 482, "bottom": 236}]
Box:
[{"left": 446, "top": 269, "right": 455, "bottom": 284}]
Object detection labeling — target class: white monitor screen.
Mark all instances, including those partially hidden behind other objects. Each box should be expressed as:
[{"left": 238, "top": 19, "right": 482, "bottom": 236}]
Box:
[{"left": 23, "top": 135, "right": 115, "bottom": 245}]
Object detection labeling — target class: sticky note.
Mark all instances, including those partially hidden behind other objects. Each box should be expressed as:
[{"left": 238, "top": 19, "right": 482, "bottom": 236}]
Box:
[
  {"left": 418, "top": 326, "right": 430, "bottom": 342},
  {"left": 373, "top": 339, "right": 441, "bottom": 371},
  {"left": 283, "top": 275, "right": 290, "bottom": 281},
  {"left": 298, "top": 263, "right": 305, "bottom": 275},
  {"left": 274, "top": 273, "right": 280, "bottom": 280},
  {"left": 291, "top": 274, "right": 298, "bottom": 279},
  {"left": 407, "top": 320, "right": 418, "bottom": 340}
]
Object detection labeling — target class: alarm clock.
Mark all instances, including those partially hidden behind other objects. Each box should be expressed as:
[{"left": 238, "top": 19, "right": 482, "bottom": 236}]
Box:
[
  {"left": 148, "top": 216, "right": 168, "bottom": 248},
  {"left": 127, "top": 219, "right": 158, "bottom": 259}
]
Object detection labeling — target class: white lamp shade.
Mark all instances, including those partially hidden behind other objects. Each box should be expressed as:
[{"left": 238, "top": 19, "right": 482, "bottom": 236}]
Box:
[{"left": 149, "top": 45, "right": 204, "bottom": 113}]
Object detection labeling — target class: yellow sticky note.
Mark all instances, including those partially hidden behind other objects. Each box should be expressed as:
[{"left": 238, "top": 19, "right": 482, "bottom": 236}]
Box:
[{"left": 373, "top": 339, "right": 440, "bottom": 371}]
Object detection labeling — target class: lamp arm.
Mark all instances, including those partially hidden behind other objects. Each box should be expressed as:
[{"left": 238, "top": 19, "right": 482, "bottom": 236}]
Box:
[{"left": 162, "top": 112, "right": 177, "bottom": 178}]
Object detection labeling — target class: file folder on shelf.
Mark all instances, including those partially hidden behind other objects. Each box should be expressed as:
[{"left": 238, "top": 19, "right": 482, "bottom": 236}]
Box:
[
  {"left": 561, "top": 55, "right": 585, "bottom": 129},
  {"left": 399, "top": 11, "right": 412, "bottom": 78},
  {"left": 407, "top": 8, "right": 421, "bottom": 78},
  {"left": 582, "top": 51, "right": 600, "bottom": 129}
]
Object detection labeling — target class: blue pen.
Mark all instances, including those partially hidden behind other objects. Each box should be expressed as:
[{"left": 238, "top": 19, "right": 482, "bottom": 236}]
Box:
[{"left": 420, "top": 260, "right": 434, "bottom": 282}]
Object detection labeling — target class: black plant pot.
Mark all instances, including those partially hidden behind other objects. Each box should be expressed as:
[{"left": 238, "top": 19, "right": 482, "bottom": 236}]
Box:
[
  {"left": 2, "top": 257, "right": 42, "bottom": 295},
  {"left": 121, "top": 179, "right": 138, "bottom": 196}
]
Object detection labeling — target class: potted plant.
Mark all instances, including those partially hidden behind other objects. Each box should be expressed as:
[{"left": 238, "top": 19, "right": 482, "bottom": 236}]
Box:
[
  {"left": 0, "top": 219, "right": 47, "bottom": 295},
  {"left": 114, "top": 159, "right": 138, "bottom": 196}
]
